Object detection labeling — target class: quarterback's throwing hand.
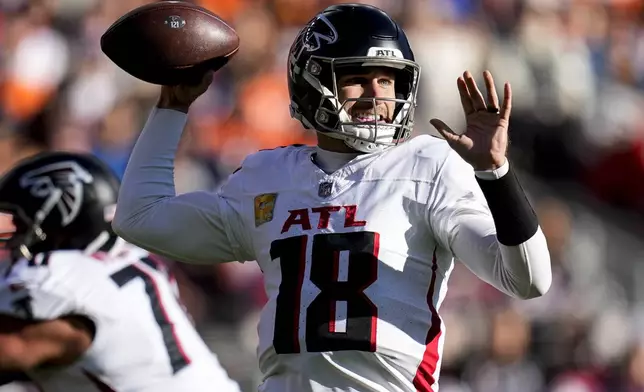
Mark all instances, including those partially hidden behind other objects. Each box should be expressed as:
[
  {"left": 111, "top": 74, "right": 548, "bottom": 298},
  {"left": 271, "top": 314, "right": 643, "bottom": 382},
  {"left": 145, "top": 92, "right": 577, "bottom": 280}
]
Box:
[
  {"left": 157, "top": 71, "right": 214, "bottom": 114},
  {"left": 431, "top": 70, "right": 511, "bottom": 171}
]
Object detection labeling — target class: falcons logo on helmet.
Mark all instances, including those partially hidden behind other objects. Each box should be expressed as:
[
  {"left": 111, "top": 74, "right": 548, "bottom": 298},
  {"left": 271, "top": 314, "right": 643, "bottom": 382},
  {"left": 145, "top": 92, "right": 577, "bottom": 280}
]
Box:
[
  {"left": 19, "top": 161, "right": 94, "bottom": 227},
  {"left": 303, "top": 15, "right": 337, "bottom": 52},
  {"left": 292, "top": 14, "right": 338, "bottom": 62}
]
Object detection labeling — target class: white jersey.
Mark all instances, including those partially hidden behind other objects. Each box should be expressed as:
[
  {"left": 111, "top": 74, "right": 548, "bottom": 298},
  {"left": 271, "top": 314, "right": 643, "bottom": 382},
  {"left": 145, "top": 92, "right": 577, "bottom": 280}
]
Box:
[
  {"left": 0, "top": 241, "right": 240, "bottom": 392},
  {"left": 239, "top": 140, "right": 455, "bottom": 392},
  {"left": 113, "top": 108, "right": 552, "bottom": 392}
]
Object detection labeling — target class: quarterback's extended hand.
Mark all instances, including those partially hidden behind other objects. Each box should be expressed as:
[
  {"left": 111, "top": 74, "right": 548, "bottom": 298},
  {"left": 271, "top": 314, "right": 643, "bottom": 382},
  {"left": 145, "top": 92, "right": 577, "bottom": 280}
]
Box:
[
  {"left": 431, "top": 71, "right": 511, "bottom": 171},
  {"left": 157, "top": 71, "right": 214, "bottom": 113}
]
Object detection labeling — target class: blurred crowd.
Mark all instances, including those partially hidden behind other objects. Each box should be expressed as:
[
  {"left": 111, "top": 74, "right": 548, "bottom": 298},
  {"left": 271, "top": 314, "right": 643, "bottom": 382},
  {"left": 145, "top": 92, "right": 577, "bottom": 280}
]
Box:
[{"left": 2, "top": 0, "right": 644, "bottom": 391}]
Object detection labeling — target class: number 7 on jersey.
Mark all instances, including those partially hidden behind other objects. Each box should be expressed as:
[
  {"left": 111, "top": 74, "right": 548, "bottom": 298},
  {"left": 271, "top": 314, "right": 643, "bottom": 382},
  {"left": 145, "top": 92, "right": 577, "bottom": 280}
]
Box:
[{"left": 270, "top": 231, "right": 380, "bottom": 354}]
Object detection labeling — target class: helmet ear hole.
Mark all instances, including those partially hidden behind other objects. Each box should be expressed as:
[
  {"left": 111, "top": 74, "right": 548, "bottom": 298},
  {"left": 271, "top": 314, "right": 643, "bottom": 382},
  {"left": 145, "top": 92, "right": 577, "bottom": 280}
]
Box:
[{"left": 317, "top": 98, "right": 341, "bottom": 129}]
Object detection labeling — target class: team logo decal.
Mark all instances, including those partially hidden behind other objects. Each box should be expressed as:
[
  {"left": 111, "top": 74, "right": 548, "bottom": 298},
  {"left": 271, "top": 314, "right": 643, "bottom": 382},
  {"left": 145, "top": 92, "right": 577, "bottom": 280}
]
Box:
[{"left": 19, "top": 161, "right": 93, "bottom": 227}]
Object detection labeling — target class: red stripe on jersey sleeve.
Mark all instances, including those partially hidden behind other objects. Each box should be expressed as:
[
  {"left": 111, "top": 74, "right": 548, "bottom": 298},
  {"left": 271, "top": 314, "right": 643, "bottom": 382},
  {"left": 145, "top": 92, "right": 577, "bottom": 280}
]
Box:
[
  {"left": 369, "top": 233, "right": 380, "bottom": 352},
  {"left": 412, "top": 250, "right": 442, "bottom": 392}
]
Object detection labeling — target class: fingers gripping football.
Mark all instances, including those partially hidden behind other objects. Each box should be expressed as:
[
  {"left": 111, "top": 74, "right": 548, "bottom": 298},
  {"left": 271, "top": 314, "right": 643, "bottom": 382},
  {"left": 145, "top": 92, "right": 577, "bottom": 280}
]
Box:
[{"left": 157, "top": 72, "right": 214, "bottom": 113}]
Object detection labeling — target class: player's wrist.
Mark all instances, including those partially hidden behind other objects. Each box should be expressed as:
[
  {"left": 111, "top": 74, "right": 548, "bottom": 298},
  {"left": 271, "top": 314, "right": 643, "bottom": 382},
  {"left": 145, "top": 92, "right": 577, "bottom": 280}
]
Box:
[
  {"left": 474, "top": 158, "right": 509, "bottom": 180},
  {"left": 156, "top": 96, "right": 190, "bottom": 114},
  {"left": 476, "top": 165, "right": 538, "bottom": 246}
]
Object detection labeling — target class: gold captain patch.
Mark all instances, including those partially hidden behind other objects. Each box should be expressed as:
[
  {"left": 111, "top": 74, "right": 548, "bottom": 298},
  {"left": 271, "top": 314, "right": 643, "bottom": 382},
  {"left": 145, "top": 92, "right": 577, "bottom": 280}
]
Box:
[{"left": 254, "top": 193, "right": 278, "bottom": 227}]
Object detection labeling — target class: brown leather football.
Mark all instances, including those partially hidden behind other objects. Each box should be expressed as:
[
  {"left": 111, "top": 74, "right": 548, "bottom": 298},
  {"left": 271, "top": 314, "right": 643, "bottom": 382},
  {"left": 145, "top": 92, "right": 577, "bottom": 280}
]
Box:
[{"left": 100, "top": 1, "right": 239, "bottom": 85}]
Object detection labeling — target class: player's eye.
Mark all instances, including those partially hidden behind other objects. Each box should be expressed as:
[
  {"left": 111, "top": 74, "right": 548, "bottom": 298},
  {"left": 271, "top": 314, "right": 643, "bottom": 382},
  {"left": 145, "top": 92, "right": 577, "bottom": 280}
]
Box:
[{"left": 378, "top": 78, "right": 394, "bottom": 88}]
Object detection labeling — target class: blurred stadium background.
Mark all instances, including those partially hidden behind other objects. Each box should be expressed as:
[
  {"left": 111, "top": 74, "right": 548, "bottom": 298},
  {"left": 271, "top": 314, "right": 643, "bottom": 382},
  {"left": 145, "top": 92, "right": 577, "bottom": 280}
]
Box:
[{"left": 2, "top": 0, "right": 644, "bottom": 391}]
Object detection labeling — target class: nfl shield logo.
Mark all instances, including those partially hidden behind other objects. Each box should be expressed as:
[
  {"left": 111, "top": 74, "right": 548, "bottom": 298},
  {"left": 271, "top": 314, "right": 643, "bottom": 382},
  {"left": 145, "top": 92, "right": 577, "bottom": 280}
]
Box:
[{"left": 318, "top": 182, "right": 333, "bottom": 197}]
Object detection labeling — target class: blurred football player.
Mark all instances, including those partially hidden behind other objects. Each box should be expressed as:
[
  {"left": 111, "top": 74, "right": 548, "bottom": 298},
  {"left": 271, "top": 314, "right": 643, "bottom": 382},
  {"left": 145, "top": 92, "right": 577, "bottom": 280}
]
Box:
[
  {"left": 0, "top": 152, "right": 240, "bottom": 392},
  {"left": 113, "top": 3, "right": 552, "bottom": 392}
]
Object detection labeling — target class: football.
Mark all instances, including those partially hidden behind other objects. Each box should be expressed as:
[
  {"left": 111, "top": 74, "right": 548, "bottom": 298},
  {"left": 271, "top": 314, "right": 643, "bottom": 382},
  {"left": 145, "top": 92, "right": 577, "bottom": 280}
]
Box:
[{"left": 100, "top": 1, "right": 239, "bottom": 85}]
